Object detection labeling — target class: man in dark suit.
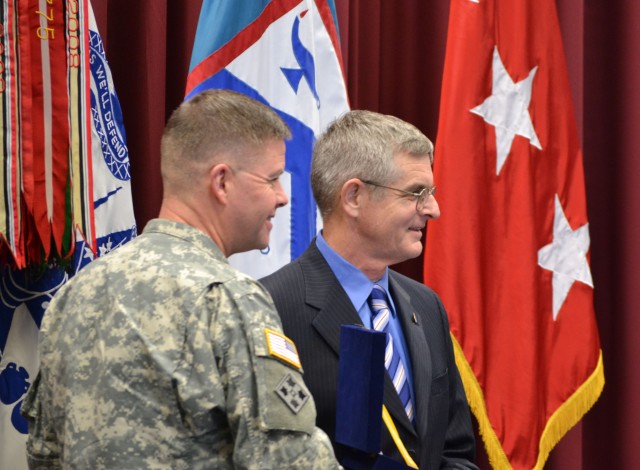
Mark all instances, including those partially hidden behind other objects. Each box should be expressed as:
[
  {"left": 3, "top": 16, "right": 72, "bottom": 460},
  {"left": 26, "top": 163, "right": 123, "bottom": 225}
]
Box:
[{"left": 261, "top": 110, "right": 478, "bottom": 469}]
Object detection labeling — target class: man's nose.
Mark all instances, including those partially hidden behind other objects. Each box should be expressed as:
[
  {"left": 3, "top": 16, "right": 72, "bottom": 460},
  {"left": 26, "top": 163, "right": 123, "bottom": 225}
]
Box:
[
  {"left": 275, "top": 180, "right": 289, "bottom": 208},
  {"left": 422, "top": 194, "right": 440, "bottom": 219}
]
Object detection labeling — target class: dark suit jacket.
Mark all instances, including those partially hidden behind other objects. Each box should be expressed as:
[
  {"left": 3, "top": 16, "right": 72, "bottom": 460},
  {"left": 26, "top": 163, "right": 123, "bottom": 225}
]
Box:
[{"left": 260, "top": 242, "right": 478, "bottom": 469}]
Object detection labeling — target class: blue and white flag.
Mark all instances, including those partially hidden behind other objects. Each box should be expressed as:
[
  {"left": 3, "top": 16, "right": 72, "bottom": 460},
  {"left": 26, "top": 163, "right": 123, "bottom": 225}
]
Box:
[
  {"left": 186, "top": 0, "right": 350, "bottom": 278},
  {"left": 0, "top": 3, "right": 136, "bottom": 468}
]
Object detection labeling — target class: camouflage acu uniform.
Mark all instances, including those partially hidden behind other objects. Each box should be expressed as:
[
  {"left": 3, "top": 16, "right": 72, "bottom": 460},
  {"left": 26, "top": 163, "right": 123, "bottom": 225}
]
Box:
[{"left": 22, "top": 219, "right": 339, "bottom": 469}]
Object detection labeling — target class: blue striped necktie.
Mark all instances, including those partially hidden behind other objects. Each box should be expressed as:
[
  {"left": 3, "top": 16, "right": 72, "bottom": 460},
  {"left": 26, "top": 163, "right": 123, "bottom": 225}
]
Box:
[{"left": 368, "top": 284, "right": 414, "bottom": 421}]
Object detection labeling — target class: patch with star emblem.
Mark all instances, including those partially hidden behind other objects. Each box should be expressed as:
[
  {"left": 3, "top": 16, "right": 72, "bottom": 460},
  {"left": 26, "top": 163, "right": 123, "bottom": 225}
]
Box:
[{"left": 275, "top": 372, "right": 310, "bottom": 414}]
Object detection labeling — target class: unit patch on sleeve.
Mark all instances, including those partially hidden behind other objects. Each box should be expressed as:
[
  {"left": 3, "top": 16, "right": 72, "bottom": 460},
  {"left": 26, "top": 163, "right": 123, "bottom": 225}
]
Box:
[{"left": 275, "top": 373, "right": 310, "bottom": 414}]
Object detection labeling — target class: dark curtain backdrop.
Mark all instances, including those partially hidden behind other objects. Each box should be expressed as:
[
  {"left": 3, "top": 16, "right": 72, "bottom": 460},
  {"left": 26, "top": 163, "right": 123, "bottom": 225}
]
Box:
[{"left": 91, "top": 1, "right": 640, "bottom": 468}]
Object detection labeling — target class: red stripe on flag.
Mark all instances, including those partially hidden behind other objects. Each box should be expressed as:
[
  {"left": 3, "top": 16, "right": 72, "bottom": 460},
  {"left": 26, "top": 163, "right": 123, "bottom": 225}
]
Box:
[
  {"left": 78, "top": 0, "right": 96, "bottom": 253},
  {"left": 19, "top": 0, "right": 70, "bottom": 259},
  {"left": 185, "top": 0, "right": 301, "bottom": 97},
  {"left": 1, "top": 1, "right": 25, "bottom": 265},
  {"left": 313, "top": 0, "right": 347, "bottom": 90},
  {"left": 47, "top": 0, "right": 71, "bottom": 255},
  {"left": 17, "top": 0, "right": 39, "bottom": 256}
]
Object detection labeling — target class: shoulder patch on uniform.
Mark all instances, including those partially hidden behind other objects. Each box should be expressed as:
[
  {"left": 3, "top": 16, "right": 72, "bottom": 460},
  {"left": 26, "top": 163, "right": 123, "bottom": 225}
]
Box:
[
  {"left": 265, "top": 328, "right": 302, "bottom": 369},
  {"left": 275, "top": 373, "right": 310, "bottom": 414}
]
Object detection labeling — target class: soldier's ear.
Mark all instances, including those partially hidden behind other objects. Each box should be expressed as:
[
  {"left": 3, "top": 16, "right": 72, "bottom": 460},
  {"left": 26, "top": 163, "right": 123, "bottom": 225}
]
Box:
[{"left": 209, "top": 163, "right": 231, "bottom": 204}]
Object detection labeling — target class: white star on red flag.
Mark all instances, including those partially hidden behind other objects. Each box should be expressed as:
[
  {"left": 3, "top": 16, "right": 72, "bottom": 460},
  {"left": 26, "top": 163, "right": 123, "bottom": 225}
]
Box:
[
  {"left": 471, "top": 46, "right": 542, "bottom": 175},
  {"left": 538, "top": 195, "right": 594, "bottom": 320}
]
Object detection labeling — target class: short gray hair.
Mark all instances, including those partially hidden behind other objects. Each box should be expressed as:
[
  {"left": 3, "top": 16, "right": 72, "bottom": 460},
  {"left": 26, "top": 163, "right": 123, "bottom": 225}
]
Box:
[
  {"left": 311, "top": 110, "right": 433, "bottom": 218},
  {"left": 161, "top": 89, "right": 290, "bottom": 192}
]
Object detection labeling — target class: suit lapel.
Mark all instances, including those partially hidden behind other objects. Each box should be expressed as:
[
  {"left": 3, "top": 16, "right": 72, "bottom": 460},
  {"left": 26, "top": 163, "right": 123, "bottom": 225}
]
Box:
[
  {"left": 299, "top": 243, "right": 363, "bottom": 356},
  {"left": 389, "top": 273, "right": 432, "bottom": 444}
]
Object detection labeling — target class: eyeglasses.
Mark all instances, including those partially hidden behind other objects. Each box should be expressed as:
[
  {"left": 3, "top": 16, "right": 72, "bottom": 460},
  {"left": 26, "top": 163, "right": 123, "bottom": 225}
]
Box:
[
  {"left": 360, "top": 179, "right": 436, "bottom": 213},
  {"left": 232, "top": 167, "right": 282, "bottom": 189}
]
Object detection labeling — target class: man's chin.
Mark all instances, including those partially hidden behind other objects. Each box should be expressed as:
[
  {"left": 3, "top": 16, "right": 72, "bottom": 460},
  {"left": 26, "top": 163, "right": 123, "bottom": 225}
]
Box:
[
  {"left": 254, "top": 238, "right": 270, "bottom": 253},
  {"left": 403, "top": 243, "right": 424, "bottom": 261}
]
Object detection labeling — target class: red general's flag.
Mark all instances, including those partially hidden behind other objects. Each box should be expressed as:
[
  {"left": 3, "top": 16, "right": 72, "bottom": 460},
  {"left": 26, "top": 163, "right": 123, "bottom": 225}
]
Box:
[{"left": 424, "top": 0, "right": 604, "bottom": 469}]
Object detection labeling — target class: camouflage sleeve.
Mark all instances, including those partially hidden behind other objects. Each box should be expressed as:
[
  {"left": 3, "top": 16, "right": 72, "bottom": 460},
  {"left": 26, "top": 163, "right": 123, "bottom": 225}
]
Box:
[
  {"left": 209, "top": 279, "right": 341, "bottom": 469},
  {"left": 21, "top": 372, "right": 62, "bottom": 470}
]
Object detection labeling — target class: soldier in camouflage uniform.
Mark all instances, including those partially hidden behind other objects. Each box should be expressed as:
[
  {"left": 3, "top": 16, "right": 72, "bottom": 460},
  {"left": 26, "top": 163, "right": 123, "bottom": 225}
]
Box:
[{"left": 21, "top": 89, "right": 340, "bottom": 469}]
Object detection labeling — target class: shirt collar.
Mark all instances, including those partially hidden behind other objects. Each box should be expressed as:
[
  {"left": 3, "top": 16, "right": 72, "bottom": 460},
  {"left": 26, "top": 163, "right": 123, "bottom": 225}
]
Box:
[{"left": 316, "top": 231, "right": 392, "bottom": 315}]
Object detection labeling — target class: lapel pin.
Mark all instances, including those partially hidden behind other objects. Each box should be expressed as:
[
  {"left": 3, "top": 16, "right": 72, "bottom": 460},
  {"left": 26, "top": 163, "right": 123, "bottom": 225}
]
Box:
[{"left": 412, "top": 312, "right": 418, "bottom": 325}]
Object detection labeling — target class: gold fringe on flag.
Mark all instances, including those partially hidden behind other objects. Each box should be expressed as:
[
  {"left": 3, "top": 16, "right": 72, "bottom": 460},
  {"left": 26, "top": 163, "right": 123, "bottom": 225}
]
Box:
[{"left": 451, "top": 333, "right": 605, "bottom": 470}]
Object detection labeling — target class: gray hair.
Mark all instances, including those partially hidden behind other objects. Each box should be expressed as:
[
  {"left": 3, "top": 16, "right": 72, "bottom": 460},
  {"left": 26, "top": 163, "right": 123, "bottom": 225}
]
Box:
[
  {"left": 161, "top": 89, "right": 290, "bottom": 192},
  {"left": 311, "top": 110, "right": 433, "bottom": 218}
]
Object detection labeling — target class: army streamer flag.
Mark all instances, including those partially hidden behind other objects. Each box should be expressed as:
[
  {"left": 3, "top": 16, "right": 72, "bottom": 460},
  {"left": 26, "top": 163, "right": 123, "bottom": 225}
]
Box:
[
  {"left": 424, "top": 0, "right": 604, "bottom": 468},
  {"left": 186, "top": 0, "right": 350, "bottom": 278},
  {"left": 0, "top": 2, "right": 136, "bottom": 468}
]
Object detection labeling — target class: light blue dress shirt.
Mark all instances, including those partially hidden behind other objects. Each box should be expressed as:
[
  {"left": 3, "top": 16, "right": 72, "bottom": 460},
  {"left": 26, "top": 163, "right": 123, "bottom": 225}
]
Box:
[{"left": 315, "top": 232, "right": 415, "bottom": 406}]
